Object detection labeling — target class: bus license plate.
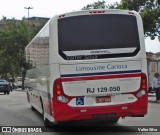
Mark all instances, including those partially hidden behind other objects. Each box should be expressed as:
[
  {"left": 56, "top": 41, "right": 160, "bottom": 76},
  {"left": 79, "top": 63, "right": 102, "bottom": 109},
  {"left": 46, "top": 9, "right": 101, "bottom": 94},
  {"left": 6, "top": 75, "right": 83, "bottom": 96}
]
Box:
[{"left": 96, "top": 96, "right": 111, "bottom": 103}]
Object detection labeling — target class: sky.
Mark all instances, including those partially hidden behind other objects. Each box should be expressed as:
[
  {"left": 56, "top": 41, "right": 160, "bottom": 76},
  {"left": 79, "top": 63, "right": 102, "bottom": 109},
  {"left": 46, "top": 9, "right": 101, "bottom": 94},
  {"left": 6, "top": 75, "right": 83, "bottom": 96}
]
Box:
[
  {"left": 0, "top": 0, "right": 159, "bottom": 53},
  {"left": 0, "top": 0, "right": 120, "bottom": 19}
]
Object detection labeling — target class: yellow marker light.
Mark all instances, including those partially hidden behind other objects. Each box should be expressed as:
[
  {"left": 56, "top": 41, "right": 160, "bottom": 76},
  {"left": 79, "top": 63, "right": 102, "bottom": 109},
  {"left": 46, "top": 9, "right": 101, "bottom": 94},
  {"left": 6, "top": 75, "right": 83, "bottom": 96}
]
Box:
[
  {"left": 56, "top": 84, "right": 61, "bottom": 90},
  {"left": 142, "top": 79, "right": 146, "bottom": 84}
]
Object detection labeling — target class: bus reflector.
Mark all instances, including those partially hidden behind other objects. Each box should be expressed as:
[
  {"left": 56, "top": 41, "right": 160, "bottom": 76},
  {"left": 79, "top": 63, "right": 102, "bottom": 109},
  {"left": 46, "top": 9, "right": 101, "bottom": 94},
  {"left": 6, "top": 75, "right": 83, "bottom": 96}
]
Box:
[{"left": 137, "top": 90, "right": 146, "bottom": 98}]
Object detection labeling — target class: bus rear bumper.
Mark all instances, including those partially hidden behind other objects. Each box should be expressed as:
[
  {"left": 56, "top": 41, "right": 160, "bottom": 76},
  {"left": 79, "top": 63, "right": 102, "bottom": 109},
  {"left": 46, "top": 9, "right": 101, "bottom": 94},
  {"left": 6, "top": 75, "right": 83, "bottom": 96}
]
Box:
[{"left": 53, "top": 95, "right": 148, "bottom": 123}]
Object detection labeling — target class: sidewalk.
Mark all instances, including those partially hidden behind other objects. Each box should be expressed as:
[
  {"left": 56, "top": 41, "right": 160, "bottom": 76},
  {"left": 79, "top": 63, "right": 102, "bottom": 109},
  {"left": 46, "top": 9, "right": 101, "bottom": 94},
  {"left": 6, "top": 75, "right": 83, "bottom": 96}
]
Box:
[{"left": 12, "top": 88, "right": 27, "bottom": 92}]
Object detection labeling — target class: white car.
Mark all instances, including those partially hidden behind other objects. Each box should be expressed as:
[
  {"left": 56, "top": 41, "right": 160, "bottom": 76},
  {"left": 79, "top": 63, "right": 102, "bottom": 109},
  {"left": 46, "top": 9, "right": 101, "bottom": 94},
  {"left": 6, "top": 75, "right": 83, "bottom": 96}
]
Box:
[{"left": 14, "top": 81, "right": 22, "bottom": 88}]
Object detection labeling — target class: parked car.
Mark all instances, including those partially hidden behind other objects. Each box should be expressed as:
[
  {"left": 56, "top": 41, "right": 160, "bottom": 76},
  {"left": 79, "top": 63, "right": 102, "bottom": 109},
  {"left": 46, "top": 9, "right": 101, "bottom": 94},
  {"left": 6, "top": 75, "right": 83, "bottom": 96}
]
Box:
[{"left": 0, "top": 80, "right": 11, "bottom": 94}]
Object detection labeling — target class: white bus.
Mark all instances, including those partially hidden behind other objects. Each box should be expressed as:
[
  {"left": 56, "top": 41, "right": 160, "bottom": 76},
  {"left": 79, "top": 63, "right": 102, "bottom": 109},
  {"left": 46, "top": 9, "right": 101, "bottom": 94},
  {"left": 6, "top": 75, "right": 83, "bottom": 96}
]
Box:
[{"left": 25, "top": 9, "right": 148, "bottom": 126}]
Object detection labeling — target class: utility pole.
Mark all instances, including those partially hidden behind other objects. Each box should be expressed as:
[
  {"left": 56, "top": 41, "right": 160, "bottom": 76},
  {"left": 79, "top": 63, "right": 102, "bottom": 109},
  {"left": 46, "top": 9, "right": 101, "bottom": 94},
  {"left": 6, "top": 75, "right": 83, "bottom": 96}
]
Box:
[
  {"left": 24, "top": 7, "right": 33, "bottom": 19},
  {"left": 21, "top": 7, "right": 33, "bottom": 90},
  {"left": 24, "top": 6, "right": 33, "bottom": 40},
  {"left": 24, "top": 7, "right": 33, "bottom": 42}
]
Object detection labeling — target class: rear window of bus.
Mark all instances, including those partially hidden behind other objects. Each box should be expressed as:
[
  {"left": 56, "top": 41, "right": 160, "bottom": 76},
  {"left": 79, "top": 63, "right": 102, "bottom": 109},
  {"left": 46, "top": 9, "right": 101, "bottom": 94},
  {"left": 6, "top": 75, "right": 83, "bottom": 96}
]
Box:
[{"left": 58, "top": 14, "right": 140, "bottom": 60}]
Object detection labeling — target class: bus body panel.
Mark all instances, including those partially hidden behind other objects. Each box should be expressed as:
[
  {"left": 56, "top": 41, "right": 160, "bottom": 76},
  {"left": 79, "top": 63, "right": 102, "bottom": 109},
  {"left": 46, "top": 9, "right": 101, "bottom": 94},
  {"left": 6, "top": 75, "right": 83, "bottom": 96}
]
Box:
[
  {"left": 60, "top": 61, "right": 141, "bottom": 96},
  {"left": 53, "top": 94, "right": 148, "bottom": 122}
]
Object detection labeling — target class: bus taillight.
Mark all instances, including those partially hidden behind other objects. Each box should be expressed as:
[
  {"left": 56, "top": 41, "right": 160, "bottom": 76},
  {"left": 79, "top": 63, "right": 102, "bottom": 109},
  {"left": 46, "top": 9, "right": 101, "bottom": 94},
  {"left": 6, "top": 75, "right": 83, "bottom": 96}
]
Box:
[
  {"left": 53, "top": 78, "right": 71, "bottom": 103},
  {"left": 141, "top": 73, "right": 147, "bottom": 91},
  {"left": 136, "top": 73, "right": 147, "bottom": 98}
]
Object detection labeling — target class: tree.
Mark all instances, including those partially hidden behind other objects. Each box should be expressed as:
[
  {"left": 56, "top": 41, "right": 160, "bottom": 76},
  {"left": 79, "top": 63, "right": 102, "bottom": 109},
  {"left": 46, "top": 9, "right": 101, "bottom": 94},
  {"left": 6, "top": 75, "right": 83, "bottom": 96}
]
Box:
[
  {"left": 0, "top": 20, "right": 41, "bottom": 80},
  {"left": 0, "top": 21, "right": 28, "bottom": 79},
  {"left": 119, "top": 0, "right": 160, "bottom": 39},
  {"left": 82, "top": 0, "right": 160, "bottom": 40},
  {"left": 82, "top": 0, "right": 106, "bottom": 9}
]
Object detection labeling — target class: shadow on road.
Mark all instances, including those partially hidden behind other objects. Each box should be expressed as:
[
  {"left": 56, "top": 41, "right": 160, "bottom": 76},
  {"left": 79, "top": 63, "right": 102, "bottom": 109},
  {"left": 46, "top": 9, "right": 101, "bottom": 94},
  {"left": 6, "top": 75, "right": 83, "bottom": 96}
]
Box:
[
  {"left": 148, "top": 100, "right": 157, "bottom": 103},
  {"left": 0, "top": 93, "right": 9, "bottom": 95},
  {"left": 28, "top": 106, "right": 139, "bottom": 133}
]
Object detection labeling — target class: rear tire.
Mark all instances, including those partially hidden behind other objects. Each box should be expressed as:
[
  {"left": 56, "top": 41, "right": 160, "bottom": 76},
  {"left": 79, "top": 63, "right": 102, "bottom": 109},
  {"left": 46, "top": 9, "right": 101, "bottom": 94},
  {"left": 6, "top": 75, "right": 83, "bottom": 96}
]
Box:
[
  {"left": 108, "top": 118, "right": 119, "bottom": 124},
  {"left": 31, "top": 106, "right": 36, "bottom": 111},
  {"left": 44, "top": 117, "right": 52, "bottom": 127}
]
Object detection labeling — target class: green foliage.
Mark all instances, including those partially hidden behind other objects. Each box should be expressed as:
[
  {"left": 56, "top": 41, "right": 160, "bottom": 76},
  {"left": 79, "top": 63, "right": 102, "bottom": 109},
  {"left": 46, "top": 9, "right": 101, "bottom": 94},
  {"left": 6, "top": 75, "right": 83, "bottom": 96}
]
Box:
[
  {"left": 119, "top": 0, "right": 160, "bottom": 38},
  {"left": 82, "top": 0, "right": 160, "bottom": 39},
  {"left": 82, "top": 0, "right": 106, "bottom": 9},
  {"left": 0, "top": 21, "right": 40, "bottom": 79}
]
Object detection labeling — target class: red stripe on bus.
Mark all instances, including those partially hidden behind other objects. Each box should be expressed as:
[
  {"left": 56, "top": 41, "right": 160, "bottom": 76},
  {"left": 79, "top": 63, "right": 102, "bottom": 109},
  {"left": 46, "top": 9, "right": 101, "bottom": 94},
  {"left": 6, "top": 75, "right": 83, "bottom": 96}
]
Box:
[{"left": 61, "top": 73, "right": 141, "bottom": 82}]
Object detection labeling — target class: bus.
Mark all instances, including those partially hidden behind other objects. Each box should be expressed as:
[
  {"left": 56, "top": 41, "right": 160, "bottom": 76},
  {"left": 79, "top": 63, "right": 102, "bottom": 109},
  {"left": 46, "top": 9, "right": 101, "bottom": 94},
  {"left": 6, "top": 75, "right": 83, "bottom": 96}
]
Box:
[{"left": 25, "top": 9, "right": 148, "bottom": 126}]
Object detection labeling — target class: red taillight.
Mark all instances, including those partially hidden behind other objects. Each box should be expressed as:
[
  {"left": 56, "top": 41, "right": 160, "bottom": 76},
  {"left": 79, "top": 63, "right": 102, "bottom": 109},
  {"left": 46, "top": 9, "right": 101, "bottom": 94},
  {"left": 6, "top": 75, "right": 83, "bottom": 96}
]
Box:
[
  {"left": 136, "top": 73, "right": 147, "bottom": 98},
  {"left": 54, "top": 79, "right": 63, "bottom": 95},
  {"left": 53, "top": 78, "right": 71, "bottom": 103},
  {"left": 56, "top": 90, "right": 62, "bottom": 95},
  {"left": 141, "top": 73, "right": 147, "bottom": 91},
  {"left": 142, "top": 84, "right": 147, "bottom": 90}
]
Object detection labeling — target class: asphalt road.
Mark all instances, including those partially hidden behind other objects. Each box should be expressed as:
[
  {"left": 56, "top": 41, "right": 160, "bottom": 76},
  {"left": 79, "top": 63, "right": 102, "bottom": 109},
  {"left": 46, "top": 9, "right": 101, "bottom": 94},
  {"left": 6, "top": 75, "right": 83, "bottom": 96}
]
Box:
[{"left": 0, "top": 90, "right": 160, "bottom": 135}]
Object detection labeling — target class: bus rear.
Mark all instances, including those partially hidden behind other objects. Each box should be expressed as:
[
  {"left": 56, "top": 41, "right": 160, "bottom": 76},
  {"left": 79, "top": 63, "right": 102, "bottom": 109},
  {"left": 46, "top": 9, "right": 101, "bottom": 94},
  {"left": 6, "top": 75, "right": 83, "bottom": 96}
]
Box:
[{"left": 50, "top": 10, "right": 148, "bottom": 123}]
